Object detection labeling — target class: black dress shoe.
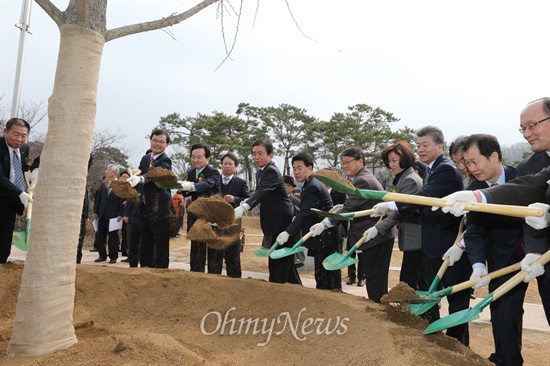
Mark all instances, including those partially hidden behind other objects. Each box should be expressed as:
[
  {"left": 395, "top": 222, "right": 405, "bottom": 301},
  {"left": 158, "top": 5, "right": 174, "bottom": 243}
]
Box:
[
  {"left": 346, "top": 279, "right": 355, "bottom": 285},
  {"left": 90, "top": 248, "right": 98, "bottom": 252},
  {"left": 109, "top": 259, "right": 117, "bottom": 264},
  {"left": 121, "top": 258, "right": 130, "bottom": 263},
  {"left": 94, "top": 257, "right": 107, "bottom": 262},
  {"left": 357, "top": 279, "right": 365, "bottom": 287}
]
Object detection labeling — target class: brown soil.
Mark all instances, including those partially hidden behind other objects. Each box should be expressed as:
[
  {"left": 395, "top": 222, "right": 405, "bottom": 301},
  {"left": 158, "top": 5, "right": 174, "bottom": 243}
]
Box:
[
  {"left": 146, "top": 166, "right": 178, "bottom": 182},
  {"left": 109, "top": 180, "right": 139, "bottom": 202},
  {"left": 0, "top": 216, "right": 548, "bottom": 365}
]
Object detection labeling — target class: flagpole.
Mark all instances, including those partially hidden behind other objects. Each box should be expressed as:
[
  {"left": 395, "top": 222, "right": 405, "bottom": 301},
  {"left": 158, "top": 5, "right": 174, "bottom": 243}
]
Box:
[{"left": 11, "top": 0, "right": 33, "bottom": 118}]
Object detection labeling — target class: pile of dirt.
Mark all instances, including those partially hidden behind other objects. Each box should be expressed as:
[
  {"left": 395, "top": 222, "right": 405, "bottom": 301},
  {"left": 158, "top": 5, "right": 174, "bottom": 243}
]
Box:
[
  {"left": 146, "top": 167, "right": 178, "bottom": 183},
  {"left": 109, "top": 180, "right": 139, "bottom": 202},
  {"left": 0, "top": 263, "right": 490, "bottom": 365}
]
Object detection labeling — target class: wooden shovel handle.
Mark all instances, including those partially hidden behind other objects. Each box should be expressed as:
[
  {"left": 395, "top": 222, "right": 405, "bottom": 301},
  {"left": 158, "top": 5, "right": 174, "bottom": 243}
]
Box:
[
  {"left": 352, "top": 209, "right": 375, "bottom": 218},
  {"left": 383, "top": 192, "right": 543, "bottom": 218},
  {"left": 493, "top": 250, "right": 550, "bottom": 301},
  {"left": 451, "top": 262, "right": 522, "bottom": 294}
]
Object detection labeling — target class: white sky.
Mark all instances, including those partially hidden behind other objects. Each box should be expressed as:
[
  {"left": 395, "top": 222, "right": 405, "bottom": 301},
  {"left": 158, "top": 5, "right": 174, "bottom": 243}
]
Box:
[{"left": 1, "top": 0, "right": 549, "bottom": 165}]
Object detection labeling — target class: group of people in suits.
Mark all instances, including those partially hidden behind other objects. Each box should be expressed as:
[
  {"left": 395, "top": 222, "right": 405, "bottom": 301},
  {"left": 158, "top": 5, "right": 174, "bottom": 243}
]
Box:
[{"left": 436, "top": 97, "right": 550, "bottom": 365}]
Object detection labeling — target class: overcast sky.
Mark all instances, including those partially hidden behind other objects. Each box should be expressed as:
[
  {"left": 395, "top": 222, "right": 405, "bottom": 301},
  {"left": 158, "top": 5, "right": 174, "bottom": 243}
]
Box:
[{"left": 1, "top": 0, "right": 549, "bottom": 165}]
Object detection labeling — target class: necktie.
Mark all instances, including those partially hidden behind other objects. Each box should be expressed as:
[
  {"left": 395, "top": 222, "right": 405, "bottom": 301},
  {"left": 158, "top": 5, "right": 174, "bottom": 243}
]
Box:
[
  {"left": 256, "top": 169, "right": 263, "bottom": 189},
  {"left": 490, "top": 183, "right": 498, "bottom": 187},
  {"left": 223, "top": 176, "right": 230, "bottom": 185},
  {"left": 424, "top": 166, "right": 431, "bottom": 183},
  {"left": 12, "top": 150, "right": 26, "bottom": 192}
]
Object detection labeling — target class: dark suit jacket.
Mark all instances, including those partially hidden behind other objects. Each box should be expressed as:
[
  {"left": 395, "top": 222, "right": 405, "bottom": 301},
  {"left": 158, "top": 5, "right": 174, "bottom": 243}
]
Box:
[
  {"left": 284, "top": 177, "right": 336, "bottom": 250},
  {"left": 0, "top": 137, "right": 38, "bottom": 215},
  {"left": 94, "top": 182, "right": 125, "bottom": 219},
  {"left": 328, "top": 166, "right": 394, "bottom": 251},
  {"left": 329, "top": 188, "right": 347, "bottom": 206},
  {"left": 397, "top": 154, "right": 464, "bottom": 258},
  {"left": 246, "top": 161, "right": 294, "bottom": 238},
  {"left": 138, "top": 152, "right": 172, "bottom": 221},
  {"left": 220, "top": 175, "right": 250, "bottom": 208},
  {"left": 481, "top": 166, "right": 550, "bottom": 255},
  {"left": 465, "top": 165, "right": 524, "bottom": 269},
  {"left": 516, "top": 151, "right": 550, "bottom": 176},
  {"left": 185, "top": 164, "right": 220, "bottom": 200}
]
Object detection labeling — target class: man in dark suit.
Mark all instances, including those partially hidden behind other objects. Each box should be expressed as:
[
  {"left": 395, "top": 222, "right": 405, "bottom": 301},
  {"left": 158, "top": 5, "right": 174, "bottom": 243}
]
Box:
[
  {"left": 181, "top": 143, "right": 220, "bottom": 273},
  {"left": 277, "top": 152, "right": 341, "bottom": 289},
  {"left": 93, "top": 164, "right": 125, "bottom": 263},
  {"left": 128, "top": 129, "right": 172, "bottom": 268},
  {"left": 450, "top": 134, "right": 526, "bottom": 365},
  {"left": 212, "top": 153, "right": 250, "bottom": 278},
  {"left": 373, "top": 126, "right": 469, "bottom": 345},
  {"left": 311, "top": 147, "right": 395, "bottom": 302},
  {"left": 234, "top": 139, "right": 301, "bottom": 284},
  {"left": 441, "top": 98, "right": 550, "bottom": 326},
  {"left": 0, "top": 118, "right": 39, "bottom": 263}
]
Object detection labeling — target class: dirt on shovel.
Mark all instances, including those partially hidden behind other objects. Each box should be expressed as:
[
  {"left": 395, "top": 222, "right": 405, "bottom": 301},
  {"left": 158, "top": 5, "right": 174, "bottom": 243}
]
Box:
[{"left": 110, "top": 180, "right": 139, "bottom": 202}]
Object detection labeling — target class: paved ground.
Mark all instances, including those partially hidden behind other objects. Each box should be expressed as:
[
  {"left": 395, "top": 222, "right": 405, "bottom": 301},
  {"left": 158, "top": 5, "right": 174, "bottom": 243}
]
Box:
[{"left": 8, "top": 241, "right": 549, "bottom": 333}]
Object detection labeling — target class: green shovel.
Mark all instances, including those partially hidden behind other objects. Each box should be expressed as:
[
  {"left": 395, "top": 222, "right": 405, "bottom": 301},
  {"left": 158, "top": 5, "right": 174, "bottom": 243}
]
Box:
[
  {"left": 311, "top": 208, "right": 375, "bottom": 221},
  {"left": 424, "top": 249, "right": 550, "bottom": 334},
  {"left": 312, "top": 173, "right": 544, "bottom": 218},
  {"left": 407, "top": 262, "right": 521, "bottom": 315},
  {"left": 12, "top": 172, "right": 33, "bottom": 251},
  {"left": 254, "top": 241, "right": 280, "bottom": 257},
  {"left": 269, "top": 230, "right": 314, "bottom": 259}
]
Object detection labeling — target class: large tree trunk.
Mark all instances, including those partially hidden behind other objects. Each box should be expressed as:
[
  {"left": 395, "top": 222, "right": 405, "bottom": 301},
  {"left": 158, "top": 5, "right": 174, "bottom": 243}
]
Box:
[{"left": 7, "top": 24, "right": 104, "bottom": 356}]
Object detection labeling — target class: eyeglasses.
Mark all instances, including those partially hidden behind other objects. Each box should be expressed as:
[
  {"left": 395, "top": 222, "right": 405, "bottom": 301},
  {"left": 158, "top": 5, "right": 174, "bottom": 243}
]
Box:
[
  {"left": 518, "top": 116, "right": 550, "bottom": 134},
  {"left": 341, "top": 158, "right": 357, "bottom": 166},
  {"left": 151, "top": 138, "right": 167, "bottom": 144}
]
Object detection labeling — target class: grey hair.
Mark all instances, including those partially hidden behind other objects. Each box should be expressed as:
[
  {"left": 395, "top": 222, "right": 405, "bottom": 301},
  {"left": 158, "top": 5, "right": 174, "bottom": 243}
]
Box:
[
  {"left": 417, "top": 125, "right": 445, "bottom": 145},
  {"left": 107, "top": 164, "right": 122, "bottom": 176}
]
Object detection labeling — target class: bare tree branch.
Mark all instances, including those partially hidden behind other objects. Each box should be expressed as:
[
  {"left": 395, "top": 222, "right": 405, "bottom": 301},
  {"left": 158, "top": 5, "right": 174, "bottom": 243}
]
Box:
[
  {"left": 214, "top": 0, "right": 243, "bottom": 71},
  {"left": 283, "top": 0, "right": 318, "bottom": 43},
  {"left": 104, "top": 0, "right": 219, "bottom": 42},
  {"left": 35, "top": 0, "right": 65, "bottom": 27}
]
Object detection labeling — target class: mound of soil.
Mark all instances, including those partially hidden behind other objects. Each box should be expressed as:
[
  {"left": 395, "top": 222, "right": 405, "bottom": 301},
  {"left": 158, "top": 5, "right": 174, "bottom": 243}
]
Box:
[{"left": 0, "top": 263, "right": 490, "bottom": 366}]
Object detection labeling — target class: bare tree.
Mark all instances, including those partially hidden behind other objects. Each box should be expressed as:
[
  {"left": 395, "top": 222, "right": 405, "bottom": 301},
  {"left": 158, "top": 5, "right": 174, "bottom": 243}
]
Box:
[{"left": 7, "top": 0, "right": 219, "bottom": 357}]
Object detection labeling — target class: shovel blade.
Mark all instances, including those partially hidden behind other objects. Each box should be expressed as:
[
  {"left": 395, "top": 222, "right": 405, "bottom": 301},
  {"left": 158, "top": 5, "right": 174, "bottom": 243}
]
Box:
[
  {"left": 154, "top": 181, "right": 183, "bottom": 190},
  {"left": 12, "top": 231, "right": 27, "bottom": 251},
  {"left": 407, "top": 301, "right": 439, "bottom": 315},
  {"left": 311, "top": 209, "right": 353, "bottom": 221},
  {"left": 323, "top": 255, "right": 358, "bottom": 271},
  {"left": 269, "top": 247, "right": 304, "bottom": 259},
  {"left": 254, "top": 247, "right": 273, "bottom": 257},
  {"left": 423, "top": 307, "right": 480, "bottom": 334},
  {"left": 311, "top": 174, "right": 359, "bottom": 195}
]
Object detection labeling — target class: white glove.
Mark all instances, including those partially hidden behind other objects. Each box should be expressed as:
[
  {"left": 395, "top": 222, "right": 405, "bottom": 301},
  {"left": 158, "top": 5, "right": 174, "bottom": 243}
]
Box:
[
  {"left": 127, "top": 176, "right": 141, "bottom": 188},
  {"left": 19, "top": 192, "right": 32, "bottom": 207},
  {"left": 179, "top": 181, "right": 193, "bottom": 191},
  {"left": 442, "top": 243, "right": 464, "bottom": 266},
  {"left": 371, "top": 202, "right": 391, "bottom": 217},
  {"left": 525, "top": 203, "right": 550, "bottom": 230},
  {"left": 234, "top": 206, "right": 247, "bottom": 220},
  {"left": 521, "top": 253, "right": 545, "bottom": 283},
  {"left": 363, "top": 227, "right": 379, "bottom": 242},
  {"left": 434, "top": 191, "right": 477, "bottom": 216},
  {"left": 276, "top": 231, "right": 290, "bottom": 245},
  {"left": 470, "top": 267, "right": 490, "bottom": 289},
  {"left": 28, "top": 169, "right": 39, "bottom": 186},
  {"left": 310, "top": 222, "right": 327, "bottom": 237}
]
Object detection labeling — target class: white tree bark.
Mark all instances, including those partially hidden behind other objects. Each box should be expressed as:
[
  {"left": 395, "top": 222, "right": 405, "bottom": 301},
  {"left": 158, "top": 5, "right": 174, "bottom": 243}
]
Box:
[
  {"left": 7, "top": 0, "right": 219, "bottom": 357},
  {"left": 7, "top": 24, "right": 104, "bottom": 356}
]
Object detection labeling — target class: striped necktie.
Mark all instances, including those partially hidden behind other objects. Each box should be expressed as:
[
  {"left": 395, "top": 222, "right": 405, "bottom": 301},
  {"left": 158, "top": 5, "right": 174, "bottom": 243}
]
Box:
[{"left": 12, "top": 150, "right": 27, "bottom": 192}]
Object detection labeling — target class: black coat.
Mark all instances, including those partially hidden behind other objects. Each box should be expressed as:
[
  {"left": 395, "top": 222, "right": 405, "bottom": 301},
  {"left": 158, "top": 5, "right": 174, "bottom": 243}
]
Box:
[{"left": 138, "top": 152, "right": 172, "bottom": 221}]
